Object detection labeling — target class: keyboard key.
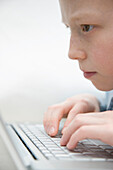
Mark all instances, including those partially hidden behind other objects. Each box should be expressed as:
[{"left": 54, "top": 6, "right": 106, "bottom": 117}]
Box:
[{"left": 19, "top": 124, "right": 113, "bottom": 161}]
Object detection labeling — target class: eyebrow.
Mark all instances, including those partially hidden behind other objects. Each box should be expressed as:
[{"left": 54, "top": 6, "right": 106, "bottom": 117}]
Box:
[
  {"left": 63, "top": 10, "right": 102, "bottom": 26},
  {"left": 72, "top": 10, "right": 101, "bottom": 19}
]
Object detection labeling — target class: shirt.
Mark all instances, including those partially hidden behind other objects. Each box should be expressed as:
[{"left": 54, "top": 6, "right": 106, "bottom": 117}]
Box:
[{"left": 100, "top": 90, "right": 113, "bottom": 111}]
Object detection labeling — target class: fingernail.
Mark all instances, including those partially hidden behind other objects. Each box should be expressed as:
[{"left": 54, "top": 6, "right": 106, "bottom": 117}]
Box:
[
  {"left": 60, "top": 138, "right": 63, "bottom": 145},
  {"left": 67, "top": 142, "right": 77, "bottom": 150},
  {"left": 49, "top": 126, "right": 55, "bottom": 135},
  {"left": 60, "top": 137, "right": 65, "bottom": 146},
  {"left": 62, "top": 127, "right": 67, "bottom": 134},
  {"left": 61, "top": 128, "right": 64, "bottom": 134},
  {"left": 67, "top": 143, "right": 70, "bottom": 149},
  {"left": 46, "top": 126, "right": 50, "bottom": 134}
]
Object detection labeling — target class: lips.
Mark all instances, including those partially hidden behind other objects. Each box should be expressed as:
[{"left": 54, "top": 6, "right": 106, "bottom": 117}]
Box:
[{"left": 83, "top": 72, "right": 97, "bottom": 79}]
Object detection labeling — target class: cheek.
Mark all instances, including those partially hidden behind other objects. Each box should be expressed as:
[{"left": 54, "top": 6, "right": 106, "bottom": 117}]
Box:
[{"left": 91, "top": 39, "right": 113, "bottom": 75}]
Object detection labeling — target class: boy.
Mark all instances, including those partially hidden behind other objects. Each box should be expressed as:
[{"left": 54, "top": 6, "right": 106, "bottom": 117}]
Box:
[{"left": 43, "top": 0, "right": 113, "bottom": 150}]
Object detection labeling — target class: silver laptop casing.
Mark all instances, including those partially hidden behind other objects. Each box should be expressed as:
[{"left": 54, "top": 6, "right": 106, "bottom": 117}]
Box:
[{"left": 0, "top": 114, "right": 113, "bottom": 170}]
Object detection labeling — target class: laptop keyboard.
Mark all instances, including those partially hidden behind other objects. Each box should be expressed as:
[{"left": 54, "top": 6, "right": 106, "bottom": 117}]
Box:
[{"left": 19, "top": 124, "right": 113, "bottom": 161}]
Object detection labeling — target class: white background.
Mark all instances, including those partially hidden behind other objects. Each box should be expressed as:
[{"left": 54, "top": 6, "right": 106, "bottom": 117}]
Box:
[{"left": 0, "top": 0, "right": 104, "bottom": 122}]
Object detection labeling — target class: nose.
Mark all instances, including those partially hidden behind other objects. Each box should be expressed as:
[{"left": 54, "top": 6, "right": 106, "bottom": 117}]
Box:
[{"left": 68, "top": 35, "right": 86, "bottom": 60}]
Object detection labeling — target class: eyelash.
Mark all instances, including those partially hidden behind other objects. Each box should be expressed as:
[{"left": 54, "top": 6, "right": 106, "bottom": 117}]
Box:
[
  {"left": 81, "top": 25, "right": 94, "bottom": 32},
  {"left": 65, "top": 24, "right": 95, "bottom": 35}
]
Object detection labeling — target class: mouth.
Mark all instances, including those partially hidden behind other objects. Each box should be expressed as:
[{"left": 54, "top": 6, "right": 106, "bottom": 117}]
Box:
[{"left": 83, "top": 71, "right": 97, "bottom": 79}]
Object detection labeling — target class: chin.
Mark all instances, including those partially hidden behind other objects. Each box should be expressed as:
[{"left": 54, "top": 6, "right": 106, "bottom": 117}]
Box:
[{"left": 91, "top": 82, "right": 113, "bottom": 92}]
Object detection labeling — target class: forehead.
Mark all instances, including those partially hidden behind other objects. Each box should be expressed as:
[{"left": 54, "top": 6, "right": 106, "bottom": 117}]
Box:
[{"left": 59, "top": 0, "right": 113, "bottom": 24}]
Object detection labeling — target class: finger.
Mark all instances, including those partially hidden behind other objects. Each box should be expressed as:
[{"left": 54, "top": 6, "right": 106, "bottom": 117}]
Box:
[
  {"left": 62, "top": 100, "right": 96, "bottom": 132},
  {"left": 62, "top": 103, "right": 82, "bottom": 132},
  {"left": 47, "top": 110, "right": 64, "bottom": 136},
  {"left": 43, "top": 102, "right": 74, "bottom": 136},
  {"left": 43, "top": 111, "right": 52, "bottom": 134},
  {"left": 43, "top": 109, "right": 63, "bottom": 136},
  {"left": 61, "top": 112, "right": 105, "bottom": 146},
  {"left": 66, "top": 125, "right": 108, "bottom": 150}
]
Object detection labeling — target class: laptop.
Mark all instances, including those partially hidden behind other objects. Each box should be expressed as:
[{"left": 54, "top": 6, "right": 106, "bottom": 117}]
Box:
[{"left": 0, "top": 114, "right": 113, "bottom": 170}]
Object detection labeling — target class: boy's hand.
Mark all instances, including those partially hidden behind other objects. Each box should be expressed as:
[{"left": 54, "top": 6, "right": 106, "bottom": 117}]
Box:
[
  {"left": 43, "top": 94, "right": 100, "bottom": 136},
  {"left": 60, "top": 111, "right": 113, "bottom": 149}
]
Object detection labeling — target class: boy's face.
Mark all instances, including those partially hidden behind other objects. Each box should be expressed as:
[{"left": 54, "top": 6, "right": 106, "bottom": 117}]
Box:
[{"left": 59, "top": 0, "right": 113, "bottom": 91}]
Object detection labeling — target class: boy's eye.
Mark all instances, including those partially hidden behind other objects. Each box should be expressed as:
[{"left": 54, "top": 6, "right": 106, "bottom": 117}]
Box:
[{"left": 81, "top": 25, "right": 94, "bottom": 32}]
